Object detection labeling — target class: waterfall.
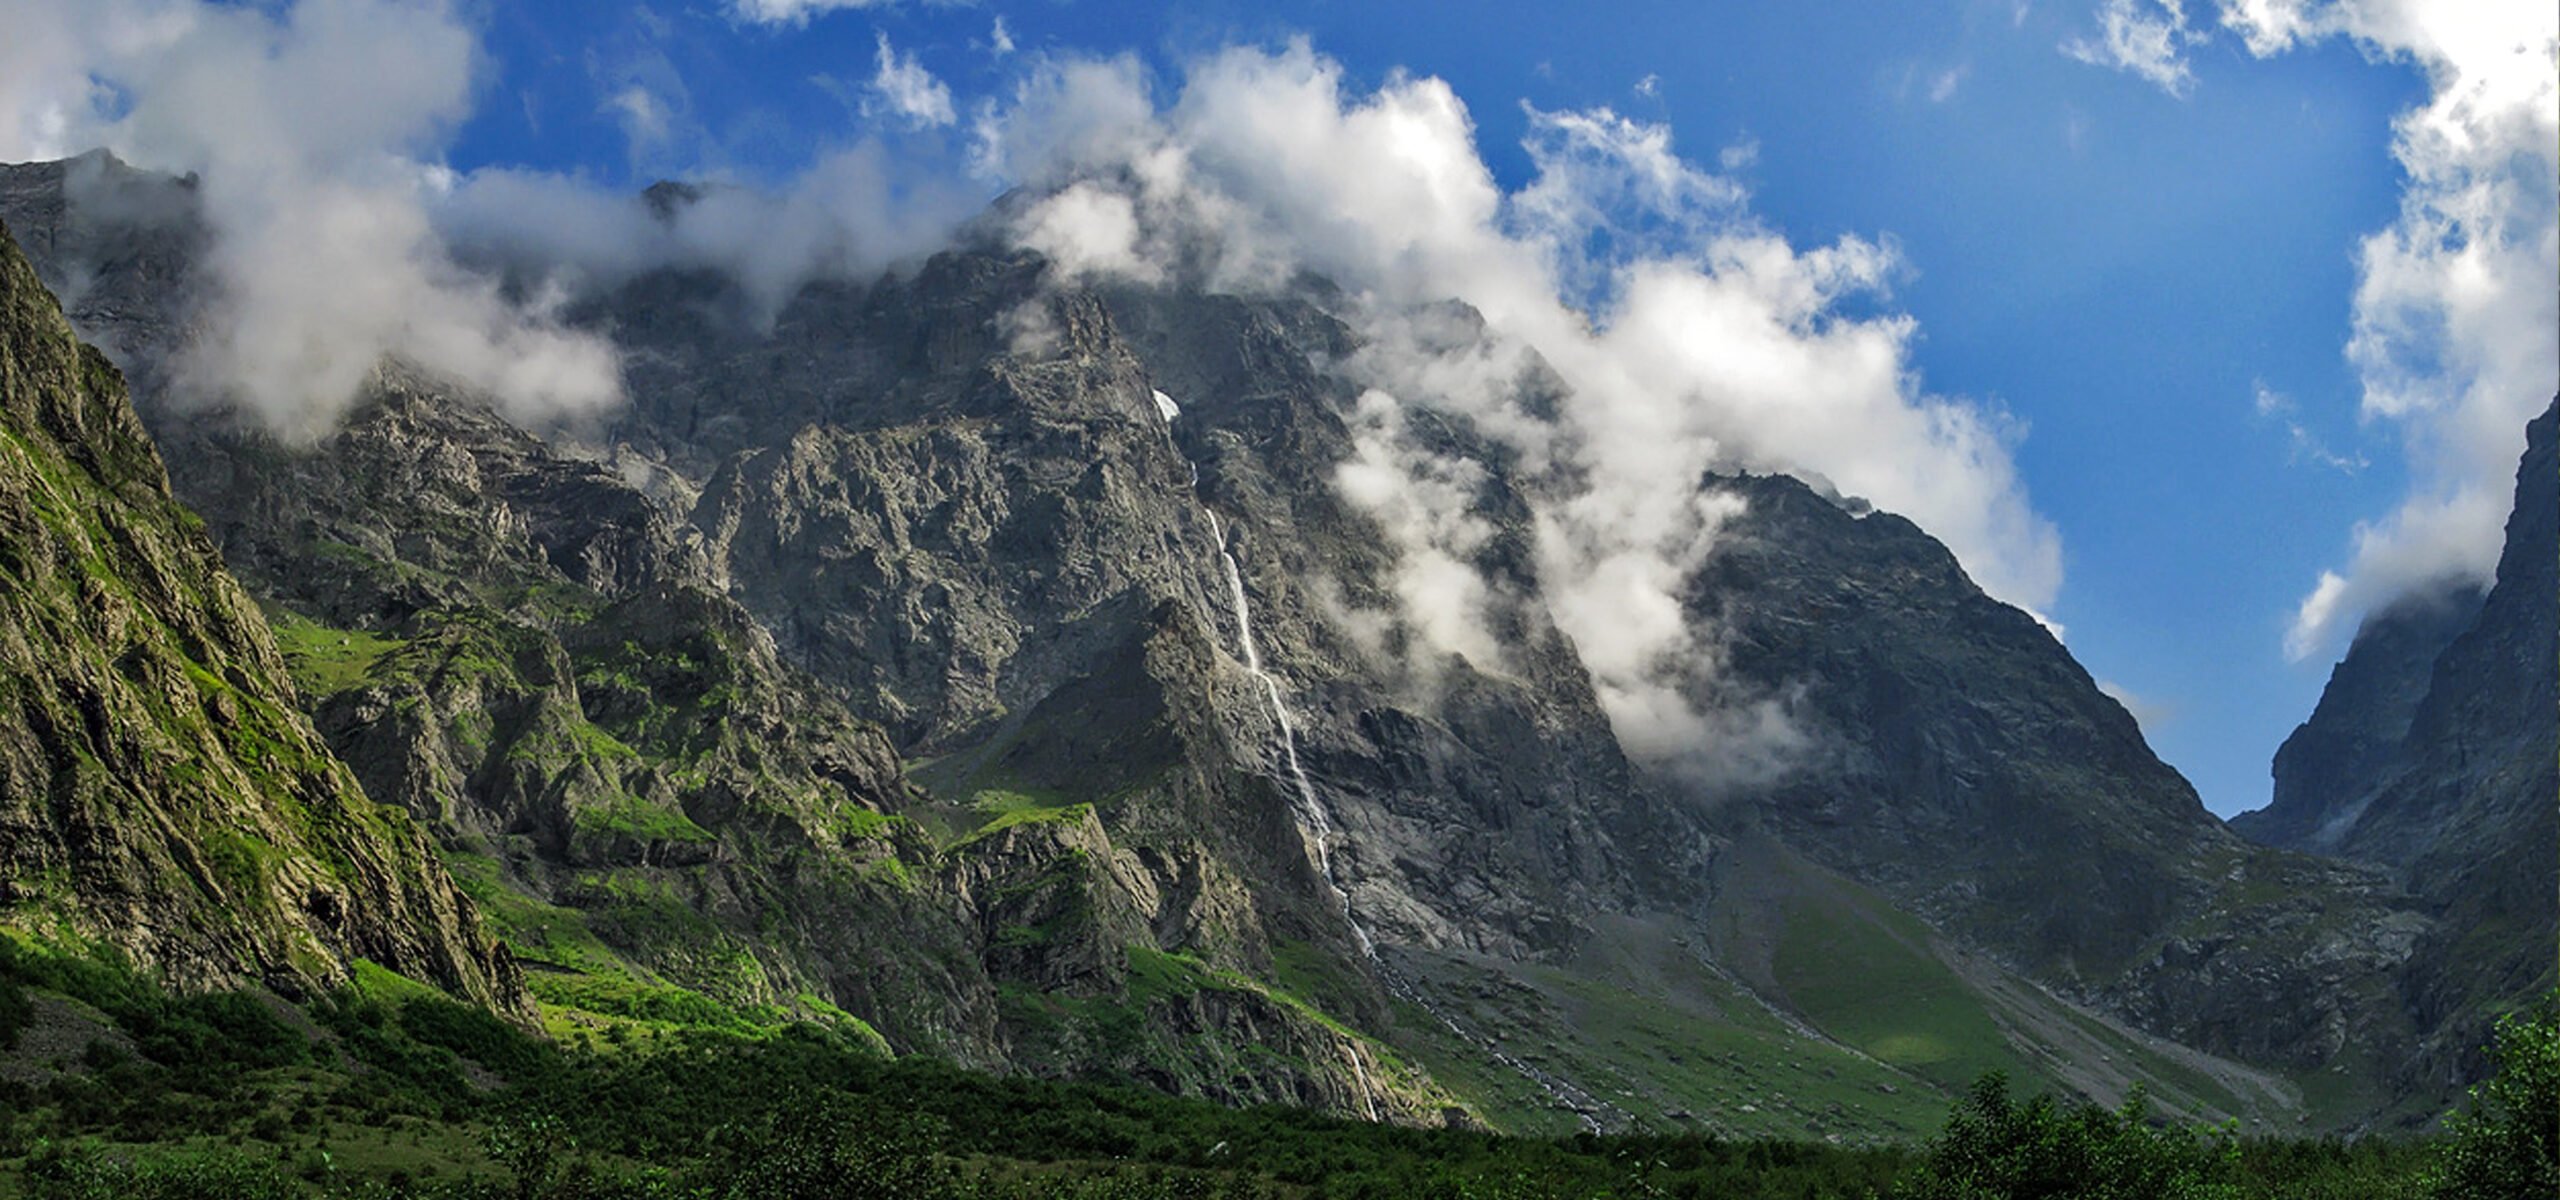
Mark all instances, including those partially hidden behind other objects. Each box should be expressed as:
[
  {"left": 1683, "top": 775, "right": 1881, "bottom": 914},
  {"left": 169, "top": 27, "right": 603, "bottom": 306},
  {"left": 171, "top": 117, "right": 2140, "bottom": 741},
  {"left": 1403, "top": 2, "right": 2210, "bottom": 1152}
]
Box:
[
  {"left": 1203, "top": 494, "right": 1372, "bottom": 957},
  {"left": 1159, "top": 389, "right": 1615, "bottom": 1131}
]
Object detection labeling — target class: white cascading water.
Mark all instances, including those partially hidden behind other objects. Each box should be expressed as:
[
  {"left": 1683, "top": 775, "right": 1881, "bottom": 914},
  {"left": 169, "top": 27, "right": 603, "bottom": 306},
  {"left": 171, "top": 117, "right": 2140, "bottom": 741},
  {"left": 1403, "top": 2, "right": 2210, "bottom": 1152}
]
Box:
[
  {"left": 1156, "top": 389, "right": 1618, "bottom": 1132},
  {"left": 1203, "top": 508, "right": 1376, "bottom": 958},
  {"left": 1163, "top": 392, "right": 1379, "bottom": 1119}
]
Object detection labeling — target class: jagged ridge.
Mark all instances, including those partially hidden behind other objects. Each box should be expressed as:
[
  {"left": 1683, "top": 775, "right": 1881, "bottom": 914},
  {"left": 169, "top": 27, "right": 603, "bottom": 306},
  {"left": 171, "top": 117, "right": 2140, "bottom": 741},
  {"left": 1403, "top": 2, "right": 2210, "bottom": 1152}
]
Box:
[{"left": 0, "top": 215, "right": 523, "bottom": 1014}]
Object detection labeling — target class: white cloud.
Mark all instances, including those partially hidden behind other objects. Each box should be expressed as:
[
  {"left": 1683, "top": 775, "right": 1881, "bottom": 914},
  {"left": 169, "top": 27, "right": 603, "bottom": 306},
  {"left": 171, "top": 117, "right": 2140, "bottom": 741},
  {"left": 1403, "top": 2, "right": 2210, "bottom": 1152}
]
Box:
[
  {"left": 2253, "top": 381, "right": 2369, "bottom": 473},
  {"left": 980, "top": 43, "right": 2062, "bottom": 778},
  {"left": 1014, "top": 180, "right": 1158, "bottom": 283},
  {"left": 728, "top": 0, "right": 890, "bottom": 27},
  {"left": 869, "top": 31, "right": 956, "bottom": 128},
  {"left": 1634, "top": 73, "right": 1660, "bottom": 98},
  {"left": 2221, "top": 0, "right": 2558, "bottom": 658},
  {"left": 605, "top": 84, "right": 671, "bottom": 148},
  {"left": 2064, "top": 0, "right": 2204, "bottom": 95},
  {"left": 0, "top": 0, "right": 622, "bottom": 439},
  {"left": 1332, "top": 389, "right": 1512, "bottom": 678},
  {"left": 990, "top": 15, "right": 1015, "bottom": 57},
  {"left": 436, "top": 139, "right": 984, "bottom": 319},
  {"left": 1929, "top": 63, "right": 1971, "bottom": 102}
]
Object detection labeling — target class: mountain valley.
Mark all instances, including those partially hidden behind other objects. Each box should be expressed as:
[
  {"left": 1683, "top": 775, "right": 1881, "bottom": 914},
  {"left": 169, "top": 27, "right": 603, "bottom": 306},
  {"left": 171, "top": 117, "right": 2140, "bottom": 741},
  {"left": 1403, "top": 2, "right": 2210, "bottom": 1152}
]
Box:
[{"left": 0, "top": 147, "right": 2548, "bottom": 1158}]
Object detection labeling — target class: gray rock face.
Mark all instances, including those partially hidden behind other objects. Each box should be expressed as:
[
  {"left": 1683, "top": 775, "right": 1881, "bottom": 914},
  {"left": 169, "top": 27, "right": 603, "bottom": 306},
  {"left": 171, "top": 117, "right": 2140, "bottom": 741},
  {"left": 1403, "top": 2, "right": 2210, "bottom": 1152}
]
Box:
[
  {"left": 0, "top": 163, "right": 1454, "bottom": 1121},
  {"left": 0, "top": 154, "right": 2528, "bottom": 1133},
  {"left": 1695, "top": 474, "right": 2209, "bottom": 974},
  {"left": 2239, "top": 397, "right": 2559, "bottom": 1095},
  {"left": 2234, "top": 587, "right": 2486, "bottom": 854},
  {"left": 639, "top": 258, "right": 1686, "bottom": 968},
  {"left": 1666, "top": 470, "right": 2438, "bottom": 1101}
]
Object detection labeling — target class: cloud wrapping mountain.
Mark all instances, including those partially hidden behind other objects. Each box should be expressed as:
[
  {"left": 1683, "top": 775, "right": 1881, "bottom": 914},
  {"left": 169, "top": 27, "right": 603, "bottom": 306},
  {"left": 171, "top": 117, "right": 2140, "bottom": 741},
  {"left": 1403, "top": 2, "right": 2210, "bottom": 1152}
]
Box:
[
  {"left": 0, "top": 6, "right": 2059, "bottom": 777},
  {"left": 2239, "top": 0, "right": 2560, "bottom": 659},
  {"left": 0, "top": 0, "right": 623, "bottom": 438},
  {"left": 980, "top": 43, "right": 2057, "bottom": 775}
]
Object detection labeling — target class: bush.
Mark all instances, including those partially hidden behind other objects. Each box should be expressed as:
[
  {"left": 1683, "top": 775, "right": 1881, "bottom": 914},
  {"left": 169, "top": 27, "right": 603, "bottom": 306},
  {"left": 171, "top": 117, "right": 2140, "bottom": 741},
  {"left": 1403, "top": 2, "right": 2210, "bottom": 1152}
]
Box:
[
  {"left": 2427, "top": 994, "right": 2560, "bottom": 1200},
  {"left": 1892, "top": 1073, "right": 2241, "bottom": 1200},
  {"left": 23, "top": 1140, "right": 308, "bottom": 1200}
]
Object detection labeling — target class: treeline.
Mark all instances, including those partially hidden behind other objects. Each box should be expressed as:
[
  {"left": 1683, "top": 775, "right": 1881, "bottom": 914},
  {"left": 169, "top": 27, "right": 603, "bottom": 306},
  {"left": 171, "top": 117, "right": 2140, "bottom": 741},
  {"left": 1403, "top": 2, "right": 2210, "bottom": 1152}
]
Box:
[{"left": 0, "top": 941, "right": 2548, "bottom": 1199}]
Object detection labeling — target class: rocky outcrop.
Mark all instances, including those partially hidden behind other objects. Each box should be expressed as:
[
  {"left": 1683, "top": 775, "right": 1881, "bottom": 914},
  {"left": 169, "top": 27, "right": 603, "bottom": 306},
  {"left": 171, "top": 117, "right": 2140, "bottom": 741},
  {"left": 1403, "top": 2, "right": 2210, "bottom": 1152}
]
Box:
[
  {"left": 0, "top": 164, "right": 1444, "bottom": 1121},
  {"left": 0, "top": 215, "right": 522, "bottom": 1014},
  {"left": 2238, "top": 397, "right": 2559, "bottom": 1099},
  {"left": 2232, "top": 587, "right": 2485, "bottom": 853}
]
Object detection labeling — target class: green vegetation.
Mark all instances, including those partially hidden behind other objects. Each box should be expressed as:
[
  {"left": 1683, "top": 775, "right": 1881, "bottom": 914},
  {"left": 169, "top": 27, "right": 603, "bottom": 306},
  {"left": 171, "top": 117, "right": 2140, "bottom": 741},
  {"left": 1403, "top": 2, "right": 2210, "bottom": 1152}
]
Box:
[
  {"left": 0, "top": 944, "right": 2524, "bottom": 1199},
  {"left": 264, "top": 611, "right": 405, "bottom": 699},
  {"left": 1887, "top": 1071, "right": 2434, "bottom": 1199},
  {"left": 1771, "top": 891, "right": 2025, "bottom": 1093},
  {"left": 1891, "top": 1074, "right": 2244, "bottom": 1199},
  {"left": 566, "top": 798, "right": 713, "bottom": 846},
  {"left": 947, "top": 800, "right": 1094, "bottom": 852},
  {"left": 2424, "top": 996, "right": 2559, "bottom": 1199}
]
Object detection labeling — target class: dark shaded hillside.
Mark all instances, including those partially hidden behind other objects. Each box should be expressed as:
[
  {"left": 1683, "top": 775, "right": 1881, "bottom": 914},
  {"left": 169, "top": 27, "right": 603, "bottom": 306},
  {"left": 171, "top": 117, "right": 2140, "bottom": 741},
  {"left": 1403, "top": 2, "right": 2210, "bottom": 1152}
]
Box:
[
  {"left": 2234, "top": 587, "right": 2486, "bottom": 853},
  {"left": 0, "top": 216, "right": 521, "bottom": 1012},
  {"left": 1688, "top": 470, "right": 2431, "bottom": 1103}
]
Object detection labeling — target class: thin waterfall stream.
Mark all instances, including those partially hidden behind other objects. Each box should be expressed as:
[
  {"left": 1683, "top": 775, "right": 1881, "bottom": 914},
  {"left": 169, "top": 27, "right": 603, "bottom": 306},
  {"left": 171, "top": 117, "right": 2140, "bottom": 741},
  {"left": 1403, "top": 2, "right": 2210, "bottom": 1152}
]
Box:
[{"left": 1156, "top": 391, "right": 1623, "bottom": 1132}]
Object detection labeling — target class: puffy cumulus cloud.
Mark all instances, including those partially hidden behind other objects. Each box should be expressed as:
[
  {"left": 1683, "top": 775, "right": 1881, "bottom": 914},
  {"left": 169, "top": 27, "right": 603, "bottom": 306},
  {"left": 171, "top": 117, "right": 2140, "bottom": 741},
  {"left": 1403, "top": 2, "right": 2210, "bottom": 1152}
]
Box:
[
  {"left": 0, "top": 0, "right": 621, "bottom": 439},
  {"left": 2064, "top": 0, "right": 2205, "bottom": 95},
  {"left": 869, "top": 31, "right": 956, "bottom": 128},
  {"left": 1013, "top": 180, "right": 1158, "bottom": 283},
  {"left": 2219, "top": 0, "right": 2558, "bottom": 658},
  {"left": 982, "top": 42, "right": 2060, "bottom": 780}
]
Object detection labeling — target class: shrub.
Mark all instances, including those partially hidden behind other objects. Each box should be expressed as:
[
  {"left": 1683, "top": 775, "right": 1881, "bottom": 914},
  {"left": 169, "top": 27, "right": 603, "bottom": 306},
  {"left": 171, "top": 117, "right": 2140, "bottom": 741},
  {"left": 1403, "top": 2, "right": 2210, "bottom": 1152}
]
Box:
[
  {"left": 2427, "top": 994, "right": 2560, "bottom": 1200},
  {"left": 1893, "top": 1073, "right": 2241, "bottom": 1200}
]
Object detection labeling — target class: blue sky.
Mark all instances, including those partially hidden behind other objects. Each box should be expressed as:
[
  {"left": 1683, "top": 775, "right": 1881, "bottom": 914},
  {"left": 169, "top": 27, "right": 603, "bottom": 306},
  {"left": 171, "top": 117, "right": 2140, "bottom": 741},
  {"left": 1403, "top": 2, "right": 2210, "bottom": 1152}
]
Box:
[{"left": 5, "top": 0, "right": 2550, "bottom": 816}]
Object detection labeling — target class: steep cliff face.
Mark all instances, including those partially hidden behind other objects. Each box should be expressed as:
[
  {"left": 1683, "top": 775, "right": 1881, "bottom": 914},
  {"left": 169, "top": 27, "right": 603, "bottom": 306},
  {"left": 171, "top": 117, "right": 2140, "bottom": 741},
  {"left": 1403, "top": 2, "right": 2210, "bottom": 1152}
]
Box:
[
  {"left": 2240, "top": 397, "right": 2559, "bottom": 1097},
  {"left": 0, "top": 216, "right": 522, "bottom": 1014},
  {"left": 0, "top": 154, "right": 2508, "bottom": 1135},
  {"left": 2232, "top": 587, "right": 2486, "bottom": 853},
  {"left": 662, "top": 262, "right": 1681, "bottom": 968}
]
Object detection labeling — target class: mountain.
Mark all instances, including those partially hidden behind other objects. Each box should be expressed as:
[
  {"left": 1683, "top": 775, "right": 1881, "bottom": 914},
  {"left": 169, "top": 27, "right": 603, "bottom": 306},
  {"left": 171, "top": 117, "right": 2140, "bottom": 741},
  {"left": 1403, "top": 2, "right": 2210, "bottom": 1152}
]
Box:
[
  {"left": 0, "top": 155, "right": 1452, "bottom": 1121},
  {"left": 2233, "top": 587, "right": 2487, "bottom": 854},
  {"left": 1688, "top": 469, "right": 2433, "bottom": 1096},
  {"left": 2238, "top": 396, "right": 2559, "bottom": 1099},
  {"left": 0, "top": 211, "right": 521, "bottom": 1013},
  {"left": 0, "top": 152, "right": 2506, "bottom": 1137}
]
